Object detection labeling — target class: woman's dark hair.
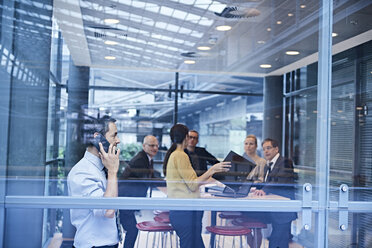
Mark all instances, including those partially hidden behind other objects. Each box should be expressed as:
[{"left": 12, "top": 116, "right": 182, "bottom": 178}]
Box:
[{"left": 163, "top": 124, "right": 189, "bottom": 176}]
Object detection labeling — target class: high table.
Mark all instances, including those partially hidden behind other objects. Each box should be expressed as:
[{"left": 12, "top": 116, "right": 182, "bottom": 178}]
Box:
[{"left": 156, "top": 183, "right": 290, "bottom": 248}]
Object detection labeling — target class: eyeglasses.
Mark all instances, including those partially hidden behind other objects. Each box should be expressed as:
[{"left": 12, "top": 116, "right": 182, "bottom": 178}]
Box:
[
  {"left": 189, "top": 136, "right": 198, "bottom": 140},
  {"left": 262, "top": 146, "right": 273, "bottom": 151},
  {"left": 146, "top": 144, "right": 159, "bottom": 148}
]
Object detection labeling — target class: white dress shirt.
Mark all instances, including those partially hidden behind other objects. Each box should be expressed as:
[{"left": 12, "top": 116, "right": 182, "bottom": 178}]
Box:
[{"left": 67, "top": 151, "right": 118, "bottom": 248}]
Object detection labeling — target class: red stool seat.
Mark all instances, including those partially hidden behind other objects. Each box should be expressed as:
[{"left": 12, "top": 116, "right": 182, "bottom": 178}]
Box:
[
  {"left": 154, "top": 212, "right": 170, "bottom": 223},
  {"left": 136, "top": 221, "right": 173, "bottom": 232},
  {"left": 206, "top": 226, "right": 251, "bottom": 236}
]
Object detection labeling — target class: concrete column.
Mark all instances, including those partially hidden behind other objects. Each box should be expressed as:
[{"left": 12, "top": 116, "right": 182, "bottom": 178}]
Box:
[
  {"left": 263, "top": 76, "right": 284, "bottom": 146},
  {"left": 62, "top": 59, "right": 90, "bottom": 239}
]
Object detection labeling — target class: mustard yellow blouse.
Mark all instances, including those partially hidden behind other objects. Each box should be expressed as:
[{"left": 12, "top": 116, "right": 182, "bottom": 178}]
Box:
[{"left": 166, "top": 147, "right": 200, "bottom": 198}]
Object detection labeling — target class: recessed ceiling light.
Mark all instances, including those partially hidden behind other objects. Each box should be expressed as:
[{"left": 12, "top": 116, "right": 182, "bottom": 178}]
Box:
[
  {"left": 276, "top": 21, "right": 282, "bottom": 24},
  {"left": 286, "top": 51, "right": 300, "bottom": 55},
  {"left": 184, "top": 60, "right": 195, "bottom": 64},
  {"left": 216, "top": 25, "right": 231, "bottom": 31},
  {"left": 267, "top": 28, "right": 271, "bottom": 32},
  {"left": 260, "top": 64, "right": 272, "bottom": 68},
  {"left": 332, "top": 32, "right": 338, "bottom": 37},
  {"left": 257, "top": 40, "right": 265, "bottom": 44},
  {"left": 300, "top": 5, "right": 306, "bottom": 9},
  {"left": 288, "top": 13, "right": 294, "bottom": 17},
  {"left": 197, "top": 46, "right": 211, "bottom": 51},
  {"left": 104, "top": 40, "right": 118, "bottom": 45},
  {"left": 104, "top": 18, "right": 120, "bottom": 24},
  {"left": 104, "top": 56, "right": 116, "bottom": 60}
]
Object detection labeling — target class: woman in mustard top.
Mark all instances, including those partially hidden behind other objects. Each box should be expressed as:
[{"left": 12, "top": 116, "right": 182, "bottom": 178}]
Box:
[{"left": 163, "top": 124, "right": 230, "bottom": 248}]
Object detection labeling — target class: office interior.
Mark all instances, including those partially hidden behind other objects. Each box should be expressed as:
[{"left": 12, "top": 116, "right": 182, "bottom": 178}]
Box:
[{"left": 0, "top": 0, "right": 371, "bottom": 247}]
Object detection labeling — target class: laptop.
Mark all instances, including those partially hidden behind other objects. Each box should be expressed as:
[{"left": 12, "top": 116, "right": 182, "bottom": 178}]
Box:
[
  {"left": 212, "top": 181, "right": 253, "bottom": 198},
  {"left": 214, "top": 150, "right": 256, "bottom": 187}
]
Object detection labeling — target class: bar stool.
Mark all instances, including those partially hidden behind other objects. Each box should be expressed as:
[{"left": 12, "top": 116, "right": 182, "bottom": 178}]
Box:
[
  {"left": 153, "top": 210, "right": 170, "bottom": 215},
  {"left": 217, "top": 212, "right": 243, "bottom": 244},
  {"left": 136, "top": 221, "right": 176, "bottom": 248},
  {"left": 218, "top": 211, "right": 243, "bottom": 225},
  {"left": 232, "top": 217, "right": 267, "bottom": 248},
  {"left": 206, "top": 225, "right": 252, "bottom": 248},
  {"left": 154, "top": 212, "right": 170, "bottom": 223}
]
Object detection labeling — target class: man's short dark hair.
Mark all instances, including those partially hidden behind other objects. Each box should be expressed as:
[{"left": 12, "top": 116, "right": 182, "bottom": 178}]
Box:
[
  {"left": 189, "top": 130, "right": 199, "bottom": 137},
  {"left": 94, "top": 115, "right": 116, "bottom": 135},
  {"left": 262, "top": 138, "right": 279, "bottom": 148}
]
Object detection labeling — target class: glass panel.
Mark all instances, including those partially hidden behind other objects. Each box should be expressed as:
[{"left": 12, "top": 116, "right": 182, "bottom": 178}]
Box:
[
  {"left": 329, "top": 1, "right": 372, "bottom": 247},
  {"left": 328, "top": 210, "right": 372, "bottom": 248},
  {"left": 6, "top": 0, "right": 372, "bottom": 248}
]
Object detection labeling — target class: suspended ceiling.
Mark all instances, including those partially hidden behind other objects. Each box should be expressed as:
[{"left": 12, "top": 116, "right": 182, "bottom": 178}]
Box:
[{"left": 52, "top": 0, "right": 372, "bottom": 76}]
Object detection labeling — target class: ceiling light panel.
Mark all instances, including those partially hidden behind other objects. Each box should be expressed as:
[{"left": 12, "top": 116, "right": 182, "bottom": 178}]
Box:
[
  {"left": 172, "top": 9, "right": 188, "bottom": 20},
  {"left": 198, "top": 18, "right": 214, "bottom": 27},
  {"left": 175, "top": 0, "right": 196, "bottom": 6},
  {"left": 194, "top": 0, "right": 213, "bottom": 10},
  {"left": 185, "top": 13, "right": 201, "bottom": 23},
  {"left": 208, "top": 3, "right": 226, "bottom": 13},
  {"left": 155, "top": 22, "right": 168, "bottom": 29},
  {"left": 144, "top": 3, "right": 160, "bottom": 13},
  {"left": 160, "top": 6, "right": 175, "bottom": 17},
  {"left": 130, "top": 1, "right": 146, "bottom": 8},
  {"left": 178, "top": 27, "right": 192, "bottom": 34},
  {"left": 166, "top": 23, "right": 180, "bottom": 32}
]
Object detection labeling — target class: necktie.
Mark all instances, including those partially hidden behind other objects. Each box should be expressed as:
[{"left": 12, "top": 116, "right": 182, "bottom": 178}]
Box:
[
  {"left": 103, "top": 167, "right": 108, "bottom": 178},
  {"left": 265, "top": 162, "right": 273, "bottom": 182},
  {"left": 150, "top": 159, "right": 154, "bottom": 177}
]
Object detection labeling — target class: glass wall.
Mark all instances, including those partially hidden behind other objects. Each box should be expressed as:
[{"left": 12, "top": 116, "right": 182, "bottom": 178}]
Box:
[{"left": 0, "top": 0, "right": 371, "bottom": 248}]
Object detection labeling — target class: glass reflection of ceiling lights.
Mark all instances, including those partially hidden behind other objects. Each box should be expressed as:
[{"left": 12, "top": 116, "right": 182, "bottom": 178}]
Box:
[
  {"left": 286, "top": 51, "right": 300, "bottom": 55},
  {"left": 54, "top": 0, "right": 370, "bottom": 75},
  {"left": 104, "top": 19, "right": 120, "bottom": 24},
  {"left": 215, "top": 25, "right": 232, "bottom": 31}
]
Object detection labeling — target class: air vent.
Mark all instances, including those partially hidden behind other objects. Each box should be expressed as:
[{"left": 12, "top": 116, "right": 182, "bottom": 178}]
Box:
[
  {"left": 215, "top": 7, "right": 260, "bottom": 19},
  {"left": 180, "top": 52, "right": 212, "bottom": 58},
  {"left": 180, "top": 52, "right": 200, "bottom": 58},
  {"left": 88, "top": 25, "right": 128, "bottom": 39},
  {"left": 94, "top": 32, "right": 107, "bottom": 38}
]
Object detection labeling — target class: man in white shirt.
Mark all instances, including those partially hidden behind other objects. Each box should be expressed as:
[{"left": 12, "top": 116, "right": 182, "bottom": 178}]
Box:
[{"left": 68, "top": 116, "right": 121, "bottom": 248}]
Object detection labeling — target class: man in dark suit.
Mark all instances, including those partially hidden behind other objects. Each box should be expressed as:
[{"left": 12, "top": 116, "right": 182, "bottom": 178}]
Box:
[
  {"left": 248, "top": 138, "right": 297, "bottom": 248},
  {"left": 184, "top": 130, "right": 222, "bottom": 179},
  {"left": 119, "top": 135, "right": 159, "bottom": 248}
]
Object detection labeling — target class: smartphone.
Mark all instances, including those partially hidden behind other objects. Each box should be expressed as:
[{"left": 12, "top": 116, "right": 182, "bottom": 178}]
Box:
[{"left": 92, "top": 133, "right": 110, "bottom": 153}]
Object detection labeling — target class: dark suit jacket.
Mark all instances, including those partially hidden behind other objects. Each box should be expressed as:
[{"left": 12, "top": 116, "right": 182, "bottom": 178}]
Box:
[
  {"left": 119, "top": 150, "right": 154, "bottom": 197},
  {"left": 262, "top": 155, "right": 297, "bottom": 223},
  {"left": 185, "top": 147, "right": 223, "bottom": 180}
]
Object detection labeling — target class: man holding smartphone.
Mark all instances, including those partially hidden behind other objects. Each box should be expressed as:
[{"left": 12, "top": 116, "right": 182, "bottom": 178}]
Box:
[{"left": 68, "top": 116, "right": 121, "bottom": 248}]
